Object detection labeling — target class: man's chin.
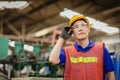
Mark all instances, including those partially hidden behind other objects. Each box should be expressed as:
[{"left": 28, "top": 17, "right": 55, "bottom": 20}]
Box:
[{"left": 77, "top": 37, "right": 86, "bottom": 40}]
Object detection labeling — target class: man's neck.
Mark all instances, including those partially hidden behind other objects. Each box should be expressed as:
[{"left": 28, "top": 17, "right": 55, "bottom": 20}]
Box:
[{"left": 77, "top": 38, "right": 89, "bottom": 48}]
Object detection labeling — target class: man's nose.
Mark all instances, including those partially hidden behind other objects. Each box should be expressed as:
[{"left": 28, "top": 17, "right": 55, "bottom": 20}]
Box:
[{"left": 78, "top": 26, "right": 83, "bottom": 31}]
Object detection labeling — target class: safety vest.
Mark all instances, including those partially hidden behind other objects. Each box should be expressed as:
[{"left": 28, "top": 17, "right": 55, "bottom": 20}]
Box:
[{"left": 64, "top": 43, "right": 104, "bottom": 80}]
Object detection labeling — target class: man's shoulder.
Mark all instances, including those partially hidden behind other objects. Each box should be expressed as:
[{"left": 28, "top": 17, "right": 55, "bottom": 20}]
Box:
[
  {"left": 95, "top": 42, "right": 104, "bottom": 45},
  {"left": 94, "top": 42, "right": 104, "bottom": 48}
]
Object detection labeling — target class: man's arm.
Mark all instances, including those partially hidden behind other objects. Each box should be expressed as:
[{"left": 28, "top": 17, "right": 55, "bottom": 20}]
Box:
[
  {"left": 106, "top": 71, "right": 115, "bottom": 80},
  {"left": 49, "top": 37, "right": 65, "bottom": 64},
  {"left": 103, "top": 46, "right": 115, "bottom": 80},
  {"left": 49, "top": 26, "right": 73, "bottom": 64}
]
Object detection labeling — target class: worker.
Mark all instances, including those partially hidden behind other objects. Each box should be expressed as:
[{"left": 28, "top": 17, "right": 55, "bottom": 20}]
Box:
[{"left": 49, "top": 15, "right": 115, "bottom": 80}]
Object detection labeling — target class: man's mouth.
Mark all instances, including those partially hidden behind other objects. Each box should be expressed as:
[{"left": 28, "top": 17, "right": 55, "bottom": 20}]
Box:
[{"left": 78, "top": 33, "right": 84, "bottom": 35}]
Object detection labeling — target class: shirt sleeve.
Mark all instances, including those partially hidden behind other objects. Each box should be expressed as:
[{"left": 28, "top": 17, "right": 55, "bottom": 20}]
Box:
[
  {"left": 59, "top": 48, "right": 66, "bottom": 64},
  {"left": 104, "top": 46, "right": 114, "bottom": 73}
]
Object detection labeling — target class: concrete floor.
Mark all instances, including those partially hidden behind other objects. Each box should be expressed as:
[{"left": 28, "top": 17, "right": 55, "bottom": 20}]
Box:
[{"left": 12, "top": 77, "right": 63, "bottom": 80}]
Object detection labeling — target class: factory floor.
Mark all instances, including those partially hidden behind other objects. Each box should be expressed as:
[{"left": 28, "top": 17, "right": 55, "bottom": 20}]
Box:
[{"left": 12, "top": 77, "right": 63, "bottom": 80}]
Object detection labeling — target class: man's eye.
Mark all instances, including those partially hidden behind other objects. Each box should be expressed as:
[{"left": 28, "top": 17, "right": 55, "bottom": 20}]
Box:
[
  {"left": 74, "top": 26, "right": 78, "bottom": 28},
  {"left": 81, "top": 24, "right": 85, "bottom": 27}
]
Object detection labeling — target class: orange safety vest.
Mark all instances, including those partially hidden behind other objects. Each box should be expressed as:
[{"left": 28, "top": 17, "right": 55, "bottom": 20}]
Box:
[{"left": 64, "top": 43, "right": 104, "bottom": 80}]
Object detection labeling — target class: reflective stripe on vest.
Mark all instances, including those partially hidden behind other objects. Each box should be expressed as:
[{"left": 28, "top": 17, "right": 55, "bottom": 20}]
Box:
[{"left": 70, "top": 57, "right": 97, "bottom": 63}]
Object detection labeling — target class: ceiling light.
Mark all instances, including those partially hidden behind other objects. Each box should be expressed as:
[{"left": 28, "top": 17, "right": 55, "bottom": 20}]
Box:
[
  {"left": 87, "top": 17, "right": 119, "bottom": 34},
  {"left": 59, "top": 8, "right": 83, "bottom": 19},
  {"left": 0, "top": 1, "right": 29, "bottom": 10},
  {"left": 59, "top": 8, "right": 119, "bottom": 35}
]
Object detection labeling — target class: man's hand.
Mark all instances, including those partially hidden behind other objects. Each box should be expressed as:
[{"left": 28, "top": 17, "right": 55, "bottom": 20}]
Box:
[{"left": 60, "top": 26, "right": 73, "bottom": 40}]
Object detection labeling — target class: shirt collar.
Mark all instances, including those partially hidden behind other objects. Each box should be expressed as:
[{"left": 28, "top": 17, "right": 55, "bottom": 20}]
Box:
[{"left": 74, "top": 40, "right": 94, "bottom": 52}]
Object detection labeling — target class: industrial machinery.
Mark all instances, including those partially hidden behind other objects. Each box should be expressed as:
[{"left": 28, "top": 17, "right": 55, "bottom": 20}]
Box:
[
  {"left": 14, "top": 42, "right": 25, "bottom": 76},
  {"left": 0, "top": 36, "right": 119, "bottom": 80},
  {"left": 0, "top": 36, "right": 10, "bottom": 80},
  {"left": 110, "top": 52, "right": 120, "bottom": 80},
  {"left": 0, "top": 37, "right": 61, "bottom": 80},
  {"left": 104, "top": 52, "right": 120, "bottom": 80},
  {"left": 31, "top": 43, "right": 42, "bottom": 77}
]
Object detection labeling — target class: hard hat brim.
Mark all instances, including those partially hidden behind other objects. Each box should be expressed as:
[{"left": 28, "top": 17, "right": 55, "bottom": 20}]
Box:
[{"left": 69, "top": 15, "right": 90, "bottom": 28}]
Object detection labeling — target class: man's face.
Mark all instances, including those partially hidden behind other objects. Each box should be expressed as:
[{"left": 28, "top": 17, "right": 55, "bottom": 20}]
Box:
[{"left": 72, "top": 20, "right": 90, "bottom": 40}]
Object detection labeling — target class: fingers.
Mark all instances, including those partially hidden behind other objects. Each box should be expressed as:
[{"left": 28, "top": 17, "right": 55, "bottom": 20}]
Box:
[
  {"left": 64, "top": 26, "right": 73, "bottom": 33},
  {"left": 68, "top": 29, "right": 72, "bottom": 33},
  {"left": 60, "top": 26, "right": 73, "bottom": 40}
]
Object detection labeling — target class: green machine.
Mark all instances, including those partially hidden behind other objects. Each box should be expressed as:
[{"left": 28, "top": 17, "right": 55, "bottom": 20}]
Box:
[
  {"left": 14, "top": 42, "right": 25, "bottom": 76},
  {"left": 14, "top": 42, "right": 25, "bottom": 59},
  {"left": 48, "top": 45, "right": 54, "bottom": 53},
  {"left": 47, "top": 45, "right": 64, "bottom": 78},
  {"left": 0, "top": 36, "right": 9, "bottom": 59},
  {"left": 48, "top": 45, "right": 58, "bottom": 78},
  {"left": 31, "top": 44, "right": 58, "bottom": 77},
  {"left": 0, "top": 36, "right": 13, "bottom": 80},
  {"left": 33, "top": 44, "right": 42, "bottom": 59},
  {"left": 32, "top": 44, "right": 42, "bottom": 77}
]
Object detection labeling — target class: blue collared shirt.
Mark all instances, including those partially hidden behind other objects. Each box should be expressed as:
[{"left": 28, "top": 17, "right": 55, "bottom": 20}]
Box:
[{"left": 59, "top": 40, "right": 114, "bottom": 79}]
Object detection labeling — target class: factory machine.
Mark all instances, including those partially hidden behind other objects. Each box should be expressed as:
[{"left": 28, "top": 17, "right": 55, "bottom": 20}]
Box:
[
  {"left": 0, "top": 36, "right": 63, "bottom": 80},
  {"left": 110, "top": 52, "right": 120, "bottom": 80},
  {"left": 0, "top": 36, "right": 119, "bottom": 80}
]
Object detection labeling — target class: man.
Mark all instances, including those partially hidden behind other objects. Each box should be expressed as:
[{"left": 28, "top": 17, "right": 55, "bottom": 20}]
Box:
[{"left": 49, "top": 15, "right": 115, "bottom": 80}]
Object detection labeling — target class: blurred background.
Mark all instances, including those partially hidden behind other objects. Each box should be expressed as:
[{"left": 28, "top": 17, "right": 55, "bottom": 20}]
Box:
[{"left": 0, "top": 0, "right": 119, "bottom": 80}]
